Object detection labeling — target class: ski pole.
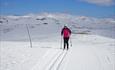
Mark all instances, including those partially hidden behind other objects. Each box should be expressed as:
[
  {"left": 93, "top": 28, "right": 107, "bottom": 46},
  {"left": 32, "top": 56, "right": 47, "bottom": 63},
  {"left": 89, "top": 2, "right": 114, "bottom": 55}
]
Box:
[
  {"left": 60, "top": 35, "right": 62, "bottom": 49},
  {"left": 70, "top": 37, "right": 72, "bottom": 47}
]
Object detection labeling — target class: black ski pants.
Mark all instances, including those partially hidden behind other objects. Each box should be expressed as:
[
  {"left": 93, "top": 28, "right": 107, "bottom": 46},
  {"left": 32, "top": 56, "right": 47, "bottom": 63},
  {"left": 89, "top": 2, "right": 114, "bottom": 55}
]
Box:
[{"left": 63, "top": 37, "right": 69, "bottom": 50}]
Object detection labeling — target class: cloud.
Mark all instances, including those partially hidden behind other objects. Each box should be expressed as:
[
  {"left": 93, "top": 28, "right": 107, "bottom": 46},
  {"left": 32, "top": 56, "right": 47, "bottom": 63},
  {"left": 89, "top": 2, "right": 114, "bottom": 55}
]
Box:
[{"left": 80, "top": 0, "right": 115, "bottom": 6}]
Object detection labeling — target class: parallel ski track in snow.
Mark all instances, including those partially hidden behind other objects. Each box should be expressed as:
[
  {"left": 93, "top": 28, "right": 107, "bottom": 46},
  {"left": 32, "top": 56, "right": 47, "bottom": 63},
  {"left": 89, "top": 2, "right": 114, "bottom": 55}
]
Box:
[
  {"left": 31, "top": 49, "right": 68, "bottom": 70},
  {"left": 48, "top": 50, "right": 68, "bottom": 70},
  {"left": 56, "top": 51, "right": 68, "bottom": 70}
]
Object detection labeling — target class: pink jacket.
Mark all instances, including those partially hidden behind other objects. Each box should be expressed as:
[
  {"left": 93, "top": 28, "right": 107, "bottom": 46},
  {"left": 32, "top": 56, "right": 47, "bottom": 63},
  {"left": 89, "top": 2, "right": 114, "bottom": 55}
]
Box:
[{"left": 61, "top": 27, "right": 71, "bottom": 38}]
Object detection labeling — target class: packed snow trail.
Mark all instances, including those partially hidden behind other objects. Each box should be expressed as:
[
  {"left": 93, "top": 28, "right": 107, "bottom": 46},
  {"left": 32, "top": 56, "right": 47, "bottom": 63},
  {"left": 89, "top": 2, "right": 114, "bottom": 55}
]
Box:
[
  {"left": 49, "top": 50, "right": 68, "bottom": 70},
  {"left": 1, "top": 35, "right": 114, "bottom": 70},
  {"left": 59, "top": 46, "right": 104, "bottom": 70},
  {"left": 31, "top": 35, "right": 114, "bottom": 70},
  {"left": 58, "top": 46, "right": 114, "bottom": 70},
  {"left": 31, "top": 45, "right": 113, "bottom": 70},
  {"left": 31, "top": 49, "right": 68, "bottom": 70},
  {"left": 58, "top": 35, "right": 114, "bottom": 70}
]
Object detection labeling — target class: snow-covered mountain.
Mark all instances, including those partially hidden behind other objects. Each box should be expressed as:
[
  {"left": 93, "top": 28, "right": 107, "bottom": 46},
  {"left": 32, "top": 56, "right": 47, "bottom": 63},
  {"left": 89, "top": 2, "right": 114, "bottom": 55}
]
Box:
[
  {"left": 0, "top": 13, "right": 115, "bottom": 41},
  {"left": 0, "top": 13, "right": 115, "bottom": 70}
]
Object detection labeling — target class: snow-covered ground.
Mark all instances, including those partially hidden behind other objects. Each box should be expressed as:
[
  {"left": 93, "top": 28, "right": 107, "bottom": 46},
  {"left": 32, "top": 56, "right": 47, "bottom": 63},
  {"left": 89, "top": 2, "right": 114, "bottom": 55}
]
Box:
[{"left": 0, "top": 13, "right": 115, "bottom": 70}]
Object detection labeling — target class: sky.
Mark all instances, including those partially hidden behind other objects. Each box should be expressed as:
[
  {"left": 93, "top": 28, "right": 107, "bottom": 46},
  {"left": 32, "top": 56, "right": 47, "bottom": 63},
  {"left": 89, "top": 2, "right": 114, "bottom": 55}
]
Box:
[{"left": 0, "top": 0, "right": 115, "bottom": 18}]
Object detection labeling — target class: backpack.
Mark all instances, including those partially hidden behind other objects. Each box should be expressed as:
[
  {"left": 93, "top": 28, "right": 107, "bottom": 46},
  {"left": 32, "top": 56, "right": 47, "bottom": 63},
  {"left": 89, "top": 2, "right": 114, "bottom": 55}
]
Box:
[{"left": 63, "top": 28, "right": 70, "bottom": 37}]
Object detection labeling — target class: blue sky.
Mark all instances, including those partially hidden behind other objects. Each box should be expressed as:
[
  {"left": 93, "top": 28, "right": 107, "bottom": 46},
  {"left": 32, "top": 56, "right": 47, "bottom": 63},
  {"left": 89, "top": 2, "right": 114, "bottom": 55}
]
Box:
[{"left": 0, "top": 0, "right": 115, "bottom": 18}]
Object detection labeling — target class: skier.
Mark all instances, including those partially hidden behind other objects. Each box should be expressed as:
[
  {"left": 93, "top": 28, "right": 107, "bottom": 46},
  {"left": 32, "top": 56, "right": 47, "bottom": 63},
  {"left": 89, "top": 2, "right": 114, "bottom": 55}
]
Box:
[{"left": 61, "top": 25, "right": 71, "bottom": 50}]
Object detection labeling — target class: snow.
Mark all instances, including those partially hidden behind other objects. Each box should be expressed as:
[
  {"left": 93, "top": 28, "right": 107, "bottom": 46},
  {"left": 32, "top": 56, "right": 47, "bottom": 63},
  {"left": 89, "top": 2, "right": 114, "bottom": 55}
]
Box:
[{"left": 0, "top": 13, "right": 115, "bottom": 70}]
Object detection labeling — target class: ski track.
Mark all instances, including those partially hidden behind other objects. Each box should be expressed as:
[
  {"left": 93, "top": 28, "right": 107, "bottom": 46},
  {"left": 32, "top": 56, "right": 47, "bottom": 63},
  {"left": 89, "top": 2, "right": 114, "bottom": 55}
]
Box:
[
  {"left": 31, "top": 49, "right": 68, "bottom": 70},
  {"left": 48, "top": 51, "right": 64, "bottom": 70},
  {"left": 49, "top": 50, "right": 68, "bottom": 70},
  {"left": 56, "top": 51, "right": 68, "bottom": 70}
]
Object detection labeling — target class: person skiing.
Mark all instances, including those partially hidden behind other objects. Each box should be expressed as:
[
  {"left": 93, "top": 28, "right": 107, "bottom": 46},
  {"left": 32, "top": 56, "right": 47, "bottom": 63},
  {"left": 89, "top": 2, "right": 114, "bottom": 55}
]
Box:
[{"left": 61, "top": 25, "right": 71, "bottom": 50}]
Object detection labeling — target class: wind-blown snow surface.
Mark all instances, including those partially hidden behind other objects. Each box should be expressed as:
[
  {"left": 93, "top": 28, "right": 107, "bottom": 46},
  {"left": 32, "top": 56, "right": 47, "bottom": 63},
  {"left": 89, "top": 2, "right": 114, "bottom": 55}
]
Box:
[{"left": 0, "top": 13, "right": 115, "bottom": 70}]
